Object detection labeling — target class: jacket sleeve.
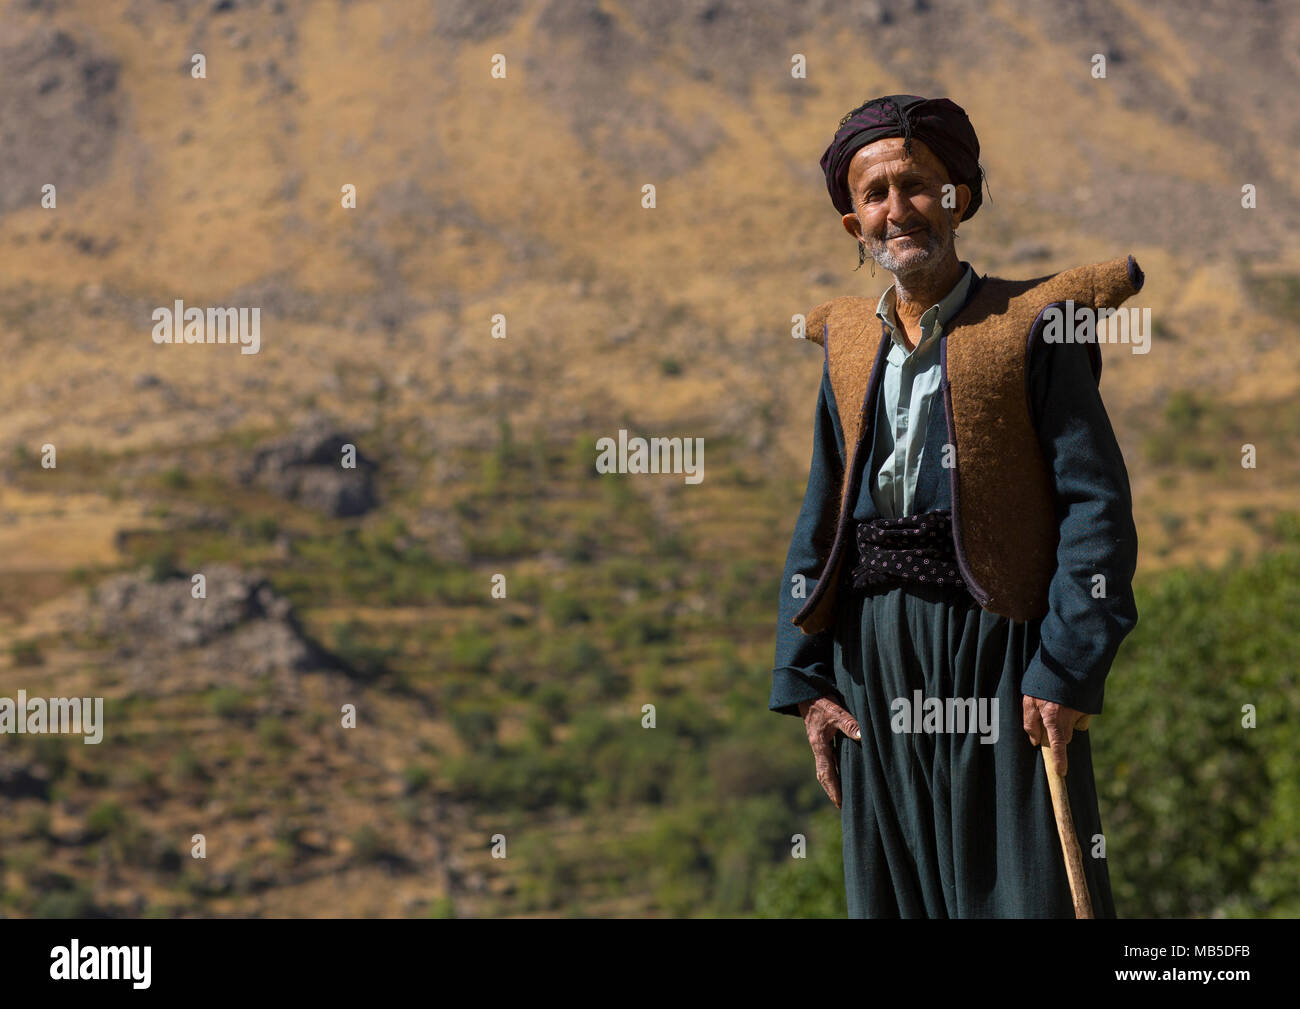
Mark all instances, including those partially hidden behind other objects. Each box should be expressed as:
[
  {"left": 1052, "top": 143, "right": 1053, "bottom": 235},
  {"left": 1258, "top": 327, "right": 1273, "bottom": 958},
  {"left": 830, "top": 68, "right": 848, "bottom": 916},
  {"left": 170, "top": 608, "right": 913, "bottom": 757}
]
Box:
[
  {"left": 769, "top": 356, "right": 849, "bottom": 717},
  {"left": 1020, "top": 326, "right": 1139, "bottom": 715}
]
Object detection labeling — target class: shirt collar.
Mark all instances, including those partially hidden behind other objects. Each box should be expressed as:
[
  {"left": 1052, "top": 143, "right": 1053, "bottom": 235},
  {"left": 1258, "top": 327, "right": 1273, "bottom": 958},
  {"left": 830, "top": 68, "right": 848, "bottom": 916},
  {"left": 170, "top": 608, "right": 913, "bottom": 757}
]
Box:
[{"left": 875, "top": 262, "right": 976, "bottom": 353}]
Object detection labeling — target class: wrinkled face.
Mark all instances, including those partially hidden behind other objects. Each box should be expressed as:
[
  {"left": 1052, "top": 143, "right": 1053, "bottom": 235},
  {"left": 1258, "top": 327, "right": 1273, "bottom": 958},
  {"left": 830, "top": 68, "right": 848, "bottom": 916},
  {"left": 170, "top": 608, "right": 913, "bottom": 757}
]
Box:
[{"left": 845, "top": 136, "right": 969, "bottom": 277}]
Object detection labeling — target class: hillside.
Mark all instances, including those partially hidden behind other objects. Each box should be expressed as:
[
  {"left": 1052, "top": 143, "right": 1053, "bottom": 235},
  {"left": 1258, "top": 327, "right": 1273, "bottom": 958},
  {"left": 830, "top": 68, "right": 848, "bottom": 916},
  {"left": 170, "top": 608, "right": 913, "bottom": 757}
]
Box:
[{"left": 0, "top": 0, "right": 1297, "bottom": 917}]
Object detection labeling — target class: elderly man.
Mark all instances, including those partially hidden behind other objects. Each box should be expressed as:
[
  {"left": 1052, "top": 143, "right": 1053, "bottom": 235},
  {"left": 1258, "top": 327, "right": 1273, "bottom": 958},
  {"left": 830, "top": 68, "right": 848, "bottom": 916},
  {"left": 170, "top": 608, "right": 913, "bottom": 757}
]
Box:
[{"left": 769, "top": 94, "right": 1142, "bottom": 917}]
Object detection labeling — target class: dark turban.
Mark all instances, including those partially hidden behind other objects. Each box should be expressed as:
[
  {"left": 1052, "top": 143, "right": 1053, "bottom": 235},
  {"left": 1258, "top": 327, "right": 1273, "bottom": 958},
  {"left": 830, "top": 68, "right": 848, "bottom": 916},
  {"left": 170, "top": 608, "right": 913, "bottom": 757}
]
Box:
[{"left": 819, "top": 94, "right": 984, "bottom": 221}]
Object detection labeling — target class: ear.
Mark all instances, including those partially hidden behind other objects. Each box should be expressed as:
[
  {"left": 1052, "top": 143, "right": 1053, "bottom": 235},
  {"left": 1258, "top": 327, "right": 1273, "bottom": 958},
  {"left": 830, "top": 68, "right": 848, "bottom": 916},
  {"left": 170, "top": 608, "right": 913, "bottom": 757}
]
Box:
[{"left": 951, "top": 182, "right": 973, "bottom": 226}]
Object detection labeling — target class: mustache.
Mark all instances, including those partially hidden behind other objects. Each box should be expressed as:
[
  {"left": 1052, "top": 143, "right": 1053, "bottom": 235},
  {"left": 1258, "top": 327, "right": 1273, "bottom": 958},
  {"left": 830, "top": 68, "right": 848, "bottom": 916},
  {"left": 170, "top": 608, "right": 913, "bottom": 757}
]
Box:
[{"left": 882, "top": 221, "right": 930, "bottom": 239}]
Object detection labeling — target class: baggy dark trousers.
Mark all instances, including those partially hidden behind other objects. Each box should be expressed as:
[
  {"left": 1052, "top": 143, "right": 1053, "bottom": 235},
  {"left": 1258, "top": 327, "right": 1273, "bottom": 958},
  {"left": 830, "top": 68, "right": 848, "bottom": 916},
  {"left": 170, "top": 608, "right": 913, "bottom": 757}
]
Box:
[{"left": 830, "top": 581, "right": 1118, "bottom": 918}]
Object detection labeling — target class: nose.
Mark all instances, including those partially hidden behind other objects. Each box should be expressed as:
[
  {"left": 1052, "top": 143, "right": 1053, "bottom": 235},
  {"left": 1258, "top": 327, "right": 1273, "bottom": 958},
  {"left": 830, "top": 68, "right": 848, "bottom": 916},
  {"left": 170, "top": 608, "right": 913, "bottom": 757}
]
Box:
[
  {"left": 884, "top": 187, "right": 919, "bottom": 233},
  {"left": 885, "top": 183, "right": 909, "bottom": 215}
]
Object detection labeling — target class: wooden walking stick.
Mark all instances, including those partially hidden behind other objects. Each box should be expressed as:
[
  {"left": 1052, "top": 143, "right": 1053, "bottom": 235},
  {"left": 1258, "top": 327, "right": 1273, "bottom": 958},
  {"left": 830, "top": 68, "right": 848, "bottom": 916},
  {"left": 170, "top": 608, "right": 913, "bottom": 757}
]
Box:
[{"left": 1040, "top": 742, "right": 1094, "bottom": 919}]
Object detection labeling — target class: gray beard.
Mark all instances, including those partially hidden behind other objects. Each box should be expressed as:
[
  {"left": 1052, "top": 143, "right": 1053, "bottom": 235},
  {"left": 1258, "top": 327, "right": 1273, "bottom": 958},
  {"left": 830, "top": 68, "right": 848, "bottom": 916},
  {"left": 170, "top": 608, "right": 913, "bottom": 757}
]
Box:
[{"left": 863, "top": 214, "right": 955, "bottom": 281}]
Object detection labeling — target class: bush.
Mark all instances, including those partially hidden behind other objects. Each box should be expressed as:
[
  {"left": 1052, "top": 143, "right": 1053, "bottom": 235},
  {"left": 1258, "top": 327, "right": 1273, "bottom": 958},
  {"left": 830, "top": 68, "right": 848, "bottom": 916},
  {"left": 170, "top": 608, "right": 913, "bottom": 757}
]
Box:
[
  {"left": 9, "top": 639, "right": 43, "bottom": 667},
  {"left": 85, "top": 801, "right": 129, "bottom": 841},
  {"left": 448, "top": 629, "right": 495, "bottom": 674},
  {"left": 257, "top": 716, "right": 292, "bottom": 751},
  {"left": 449, "top": 705, "right": 497, "bottom": 750},
  {"left": 31, "top": 885, "right": 98, "bottom": 919},
  {"left": 350, "top": 824, "right": 394, "bottom": 864},
  {"left": 331, "top": 620, "right": 396, "bottom": 681},
  {"left": 753, "top": 816, "right": 847, "bottom": 918},
  {"left": 1093, "top": 517, "right": 1300, "bottom": 917},
  {"left": 160, "top": 466, "right": 191, "bottom": 490},
  {"left": 402, "top": 763, "right": 432, "bottom": 794},
  {"left": 208, "top": 687, "right": 249, "bottom": 720}
]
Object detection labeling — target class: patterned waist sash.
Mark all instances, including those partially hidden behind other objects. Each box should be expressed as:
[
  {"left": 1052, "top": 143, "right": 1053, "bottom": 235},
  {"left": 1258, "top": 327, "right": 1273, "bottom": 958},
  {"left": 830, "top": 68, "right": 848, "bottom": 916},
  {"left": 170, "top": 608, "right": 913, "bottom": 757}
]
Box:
[{"left": 850, "top": 509, "right": 971, "bottom": 595}]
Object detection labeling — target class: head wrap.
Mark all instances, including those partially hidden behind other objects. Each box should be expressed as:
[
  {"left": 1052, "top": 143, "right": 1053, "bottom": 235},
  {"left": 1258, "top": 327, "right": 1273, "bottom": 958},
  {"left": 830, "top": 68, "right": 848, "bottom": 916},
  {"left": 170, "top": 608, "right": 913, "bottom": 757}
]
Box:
[{"left": 819, "top": 94, "right": 984, "bottom": 220}]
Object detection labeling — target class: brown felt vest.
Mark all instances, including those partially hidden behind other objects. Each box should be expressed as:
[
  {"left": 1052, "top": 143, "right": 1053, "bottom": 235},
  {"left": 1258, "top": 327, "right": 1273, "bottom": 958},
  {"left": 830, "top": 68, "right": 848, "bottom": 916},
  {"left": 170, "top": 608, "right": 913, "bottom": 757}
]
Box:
[{"left": 792, "top": 255, "right": 1143, "bottom": 633}]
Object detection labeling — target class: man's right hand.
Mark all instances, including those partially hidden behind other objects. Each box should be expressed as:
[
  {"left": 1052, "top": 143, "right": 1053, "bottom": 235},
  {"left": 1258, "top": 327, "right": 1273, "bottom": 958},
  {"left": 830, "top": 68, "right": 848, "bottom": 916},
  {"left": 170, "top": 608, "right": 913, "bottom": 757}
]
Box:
[{"left": 797, "top": 696, "right": 862, "bottom": 809}]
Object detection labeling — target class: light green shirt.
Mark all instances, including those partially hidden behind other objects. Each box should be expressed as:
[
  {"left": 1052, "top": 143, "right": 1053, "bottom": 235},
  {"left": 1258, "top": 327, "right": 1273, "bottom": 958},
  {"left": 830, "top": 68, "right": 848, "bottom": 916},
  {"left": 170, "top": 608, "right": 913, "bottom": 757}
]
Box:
[{"left": 870, "top": 263, "right": 975, "bottom": 519}]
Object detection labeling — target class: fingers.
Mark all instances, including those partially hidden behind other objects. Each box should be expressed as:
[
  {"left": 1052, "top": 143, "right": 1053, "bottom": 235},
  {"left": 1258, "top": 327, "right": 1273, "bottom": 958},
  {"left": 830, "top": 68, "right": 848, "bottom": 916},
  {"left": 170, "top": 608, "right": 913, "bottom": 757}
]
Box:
[
  {"left": 1024, "top": 696, "right": 1089, "bottom": 775},
  {"left": 812, "top": 740, "right": 842, "bottom": 809},
  {"left": 1022, "top": 694, "right": 1044, "bottom": 747},
  {"left": 804, "top": 698, "right": 861, "bottom": 748},
  {"left": 803, "top": 698, "right": 852, "bottom": 809},
  {"left": 1044, "top": 717, "right": 1069, "bottom": 777}
]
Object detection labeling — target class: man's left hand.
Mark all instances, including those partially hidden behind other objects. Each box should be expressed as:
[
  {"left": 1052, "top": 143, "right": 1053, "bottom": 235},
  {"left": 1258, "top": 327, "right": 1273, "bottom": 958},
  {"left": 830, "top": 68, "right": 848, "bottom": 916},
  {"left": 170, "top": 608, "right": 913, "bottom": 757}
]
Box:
[{"left": 1022, "top": 695, "right": 1092, "bottom": 777}]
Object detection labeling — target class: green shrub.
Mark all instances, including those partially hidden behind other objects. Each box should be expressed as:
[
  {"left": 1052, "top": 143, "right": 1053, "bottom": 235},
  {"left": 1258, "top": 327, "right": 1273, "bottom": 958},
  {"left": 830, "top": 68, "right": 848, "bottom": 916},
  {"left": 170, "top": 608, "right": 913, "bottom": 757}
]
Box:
[
  {"left": 448, "top": 629, "right": 495, "bottom": 673},
  {"left": 161, "top": 466, "right": 191, "bottom": 490},
  {"left": 402, "top": 763, "right": 432, "bottom": 794},
  {"left": 350, "top": 824, "right": 393, "bottom": 864},
  {"left": 31, "top": 884, "right": 97, "bottom": 919},
  {"left": 1093, "top": 518, "right": 1300, "bottom": 917},
  {"left": 753, "top": 816, "right": 848, "bottom": 918},
  {"left": 257, "top": 716, "right": 292, "bottom": 751},
  {"left": 208, "top": 687, "right": 249, "bottom": 720},
  {"left": 9, "top": 639, "right": 43, "bottom": 667},
  {"left": 85, "top": 801, "right": 128, "bottom": 841},
  {"left": 449, "top": 705, "right": 497, "bottom": 750}
]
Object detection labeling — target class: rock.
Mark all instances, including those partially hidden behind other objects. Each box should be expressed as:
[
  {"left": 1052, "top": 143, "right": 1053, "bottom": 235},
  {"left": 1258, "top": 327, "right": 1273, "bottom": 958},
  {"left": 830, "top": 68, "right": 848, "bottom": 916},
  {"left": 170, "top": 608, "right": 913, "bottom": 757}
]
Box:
[
  {"left": 79, "top": 564, "right": 341, "bottom": 700},
  {"left": 0, "top": 754, "right": 51, "bottom": 800},
  {"left": 0, "top": 26, "right": 120, "bottom": 215},
  {"left": 239, "top": 419, "right": 378, "bottom": 517},
  {"left": 90, "top": 564, "right": 296, "bottom": 649}
]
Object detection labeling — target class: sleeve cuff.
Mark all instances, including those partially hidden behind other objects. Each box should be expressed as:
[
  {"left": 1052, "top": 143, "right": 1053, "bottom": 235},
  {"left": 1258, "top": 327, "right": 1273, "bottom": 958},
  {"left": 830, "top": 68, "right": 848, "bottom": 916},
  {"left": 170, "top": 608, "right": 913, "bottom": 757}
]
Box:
[
  {"left": 1021, "top": 649, "right": 1106, "bottom": 716},
  {"left": 769, "top": 665, "right": 839, "bottom": 717}
]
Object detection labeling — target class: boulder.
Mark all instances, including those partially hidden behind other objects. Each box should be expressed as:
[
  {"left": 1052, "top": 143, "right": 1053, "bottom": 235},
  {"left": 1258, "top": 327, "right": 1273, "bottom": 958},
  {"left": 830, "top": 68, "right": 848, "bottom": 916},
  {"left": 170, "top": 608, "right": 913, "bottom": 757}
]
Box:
[{"left": 239, "top": 420, "right": 377, "bottom": 517}]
